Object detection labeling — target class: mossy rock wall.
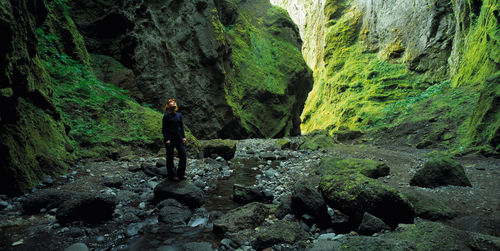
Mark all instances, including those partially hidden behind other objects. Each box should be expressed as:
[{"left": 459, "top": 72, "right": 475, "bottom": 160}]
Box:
[
  {"left": 277, "top": 0, "right": 500, "bottom": 154},
  {"left": 0, "top": 0, "right": 75, "bottom": 196},
  {"left": 225, "top": 0, "right": 313, "bottom": 138}
]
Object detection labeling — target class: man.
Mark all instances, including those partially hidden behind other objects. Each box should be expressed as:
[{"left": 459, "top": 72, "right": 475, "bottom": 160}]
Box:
[{"left": 162, "top": 98, "right": 187, "bottom": 181}]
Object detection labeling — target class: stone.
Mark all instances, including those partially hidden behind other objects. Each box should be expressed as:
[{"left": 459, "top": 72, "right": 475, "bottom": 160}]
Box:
[
  {"left": 56, "top": 194, "right": 116, "bottom": 224},
  {"left": 143, "top": 165, "right": 169, "bottom": 177},
  {"left": 128, "top": 164, "right": 143, "bottom": 172},
  {"left": 154, "top": 180, "right": 205, "bottom": 208},
  {"left": 0, "top": 200, "right": 8, "bottom": 210},
  {"left": 64, "top": 243, "right": 89, "bottom": 251},
  {"left": 158, "top": 199, "right": 192, "bottom": 225},
  {"left": 213, "top": 202, "right": 269, "bottom": 237},
  {"left": 201, "top": 139, "right": 237, "bottom": 160},
  {"left": 291, "top": 178, "right": 330, "bottom": 227},
  {"left": 318, "top": 157, "right": 414, "bottom": 229},
  {"left": 233, "top": 184, "right": 273, "bottom": 204},
  {"left": 275, "top": 195, "right": 292, "bottom": 219},
  {"left": 22, "top": 189, "right": 80, "bottom": 214},
  {"left": 299, "top": 132, "right": 336, "bottom": 151},
  {"left": 260, "top": 152, "right": 276, "bottom": 160},
  {"left": 402, "top": 189, "right": 457, "bottom": 220},
  {"left": 357, "top": 212, "right": 391, "bottom": 236},
  {"left": 410, "top": 153, "right": 471, "bottom": 188},
  {"left": 102, "top": 176, "right": 123, "bottom": 188},
  {"left": 252, "top": 220, "right": 307, "bottom": 250}
]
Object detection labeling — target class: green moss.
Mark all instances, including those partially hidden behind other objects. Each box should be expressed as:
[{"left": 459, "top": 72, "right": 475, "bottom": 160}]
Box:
[
  {"left": 0, "top": 98, "right": 74, "bottom": 195},
  {"left": 225, "top": 0, "right": 312, "bottom": 137},
  {"left": 37, "top": 7, "right": 200, "bottom": 159},
  {"left": 452, "top": 0, "right": 499, "bottom": 88},
  {"left": 402, "top": 190, "right": 457, "bottom": 220}
]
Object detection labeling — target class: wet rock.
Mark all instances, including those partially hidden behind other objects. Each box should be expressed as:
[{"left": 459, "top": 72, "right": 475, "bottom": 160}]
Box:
[
  {"left": 22, "top": 189, "right": 80, "bottom": 214},
  {"left": 275, "top": 195, "right": 292, "bottom": 219},
  {"left": 201, "top": 139, "right": 237, "bottom": 160},
  {"left": 154, "top": 180, "right": 205, "bottom": 208},
  {"left": 158, "top": 199, "right": 192, "bottom": 225},
  {"left": 233, "top": 184, "right": 273, "bottom": 204},
  {"left": 306, "top": 239, "right": 339, "bottom": 251},
  {"left": 410, "top": 153, "right": 471, "bottom": 188},
  {"left": 182, "top": 242, "right": 215, "bottom": 251},
  {"left": 102, "top": 176, "right": 123, "bottom": 188},
  {"left": 291, "top": 178, "right": 330, "bottom": 227},
  {"left": 402, "top": 189, "right": 457, "bottom": 220},
  {"left": 63, "top": 243, "right": 89, "bottom": 251},
  {"left": 318, "top": 157, "right": 414, "bottom": 229},
  {"left": 188, "top": 208, "right": 210, "bottom": 227},
  {"left": 357, "top": 212, "right": 391, "bottom": 236},
  {"left": 56, "top": 194, "right": 116, "bottom": 224},
  {"left": 252, "top": 220, "right": 307, "bottom": 250},
  {"left": 213, "top": 202, "right": 269, "bottom": 238}
]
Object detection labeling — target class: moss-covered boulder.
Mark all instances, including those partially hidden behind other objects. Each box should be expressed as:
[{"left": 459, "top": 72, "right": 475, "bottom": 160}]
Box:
[
  {"left": 410, "top": 153, "right": 471, "bottom": 188},
  {"left": 401, "top": 189, "right": 457, "bottom": 220},
  {"left": 201, "top": 139, "right": 236, "bottom": 160},
  {"left": 225, "top": 0, "right": 313, "bottom": 138},
  {"left": 299, "top": 131, "right": 336, "bottom": 151},
  {"left": 311, "top": 221, "right": 500, "bottom": 250},
  {"left": 213, "top": 202, "right": 270, "bottom": 242},
  {"left": 318, "top": 157, "right": 414, "bottom": 229},
  {"left": 252, "top": 220, "right": 307, "bottom": 250}
]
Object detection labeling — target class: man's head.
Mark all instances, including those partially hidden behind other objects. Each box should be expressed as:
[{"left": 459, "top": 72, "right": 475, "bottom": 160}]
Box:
[{"left": 165, "top": 98, "right": 178, "bottom": 112}]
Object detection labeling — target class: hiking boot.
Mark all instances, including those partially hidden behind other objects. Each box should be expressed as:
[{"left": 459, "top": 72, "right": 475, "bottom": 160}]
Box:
[
  {"left": 168, "top": 176, "right": 179, "bottom": 181},
  {"left": 178, "top": 176, "right": 186, "bottom": 181}
]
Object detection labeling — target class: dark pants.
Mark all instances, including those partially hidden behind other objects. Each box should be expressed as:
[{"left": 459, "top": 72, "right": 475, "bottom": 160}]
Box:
[{"left": 166, "top": 139, "right": 187, "bottom": 178}]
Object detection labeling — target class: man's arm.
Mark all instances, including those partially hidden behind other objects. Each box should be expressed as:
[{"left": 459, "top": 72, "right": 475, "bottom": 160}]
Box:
[
  {"left": 179, "top": 113, "right": 186, "bottom": 139},
  {"left": 162, "top": 114, "right": 170, "bottom": 142}
]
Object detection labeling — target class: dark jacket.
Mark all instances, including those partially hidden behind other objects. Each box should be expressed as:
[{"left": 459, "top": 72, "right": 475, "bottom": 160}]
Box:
[{"left": 162, "top": 112, "right": 186, "bottom": 142}]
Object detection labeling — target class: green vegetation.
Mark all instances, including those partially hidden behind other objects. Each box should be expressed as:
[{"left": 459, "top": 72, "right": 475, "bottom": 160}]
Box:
[
  {"left": 225, "top": 0, "right": 312, "bottom": 137},
  {"left": 36, "top": 0, "right": 199, "bottom": 159},
  {"left": 300, "top": 0, "right": 499, "bottom": 155},
  {"left": 301, "top": 6, "right": 431, "bottom": 134}
]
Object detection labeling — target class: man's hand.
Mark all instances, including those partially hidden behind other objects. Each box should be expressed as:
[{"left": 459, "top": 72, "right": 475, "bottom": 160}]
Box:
[
  {"left": 183, "top": 138, "right": 187, "bottom": 144},
  {"left": 165, "top": 140, "right": 171, "bottom": 146}
]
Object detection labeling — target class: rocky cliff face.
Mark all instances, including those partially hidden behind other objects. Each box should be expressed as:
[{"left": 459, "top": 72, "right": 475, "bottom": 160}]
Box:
[
  {"left": 68, "top": 0, "right": 312, "bottom": 139},
  {"left": 274, "top": 0, "right": 499, "bottom": 154},
  {"left": 0, "top": 0, "right": 75, "bottom": 195}
]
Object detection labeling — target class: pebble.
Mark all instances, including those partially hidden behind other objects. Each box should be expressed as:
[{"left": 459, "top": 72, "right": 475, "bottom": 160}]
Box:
[
  {"left": 96, "top": 236, "right": 106, "bottom": 242},
  {"left": 139, "top": 202, "right": 146, "bottom": 209},
  {"left": 318, "top": 233, "right": 336, "bottom": 240}
]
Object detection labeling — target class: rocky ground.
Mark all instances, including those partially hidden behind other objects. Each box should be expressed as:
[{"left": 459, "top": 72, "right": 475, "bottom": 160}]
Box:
[{"left": 0, "top": 137, "right": 499, "bottom": 250}]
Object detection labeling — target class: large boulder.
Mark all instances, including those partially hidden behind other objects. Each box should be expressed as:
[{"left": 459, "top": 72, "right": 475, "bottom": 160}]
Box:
[
  {"left": 252, "top": 220, "right": 308, "bottom": 250},
  {"left": 410, "top": 153, "right": 471, "bottom": 187},
  {"left": 299, "top": 131, "right": 336, "bottom": 151},
  {"left": 306, "top": 221, "right": 500, "bottom": 250},
  {"left": 402, "top": 189, "right": 457, "bottom": 220},
  {"left": 357, "top": 212, "right": 391, "bottom": 236},
  {"left": 291, "top": 178, "right": 330, "bottom": 227},
  {"left": 56, "top": 194, "right": 116, "bottom": 224},
  {"left": 213, "top": 202, "right": 269, "bottom": 240},
  {"left": 158, "top": 199, "right": 192, "bottom": 225},
  {"left": 318, "top": 158, "right": 414, "bottom": 229},
  {"left": 154, "top": 180, "right": 205, "bottom": 209},
  {"left": 201, "top": 139, "right": 237, "bottom": 160}
]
